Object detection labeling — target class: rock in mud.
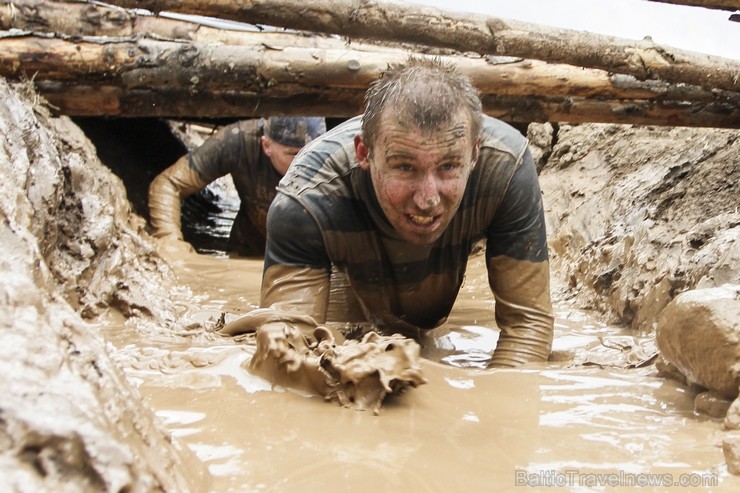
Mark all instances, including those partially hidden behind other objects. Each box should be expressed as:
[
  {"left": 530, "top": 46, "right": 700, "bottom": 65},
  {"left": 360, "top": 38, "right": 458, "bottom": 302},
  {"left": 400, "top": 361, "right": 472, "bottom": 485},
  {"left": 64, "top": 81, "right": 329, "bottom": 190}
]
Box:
[
  {"left": 694, "top": 391, "right": 733, "bottom": 419},
  {"left": 726, "top": 395, "right": 740, "bottom": 431},
  {"left": 656, "top": 285, "right": 740, "bottom": 399},
  {"left": 724, "top": 433, "right": 740, "bottom": 476}
]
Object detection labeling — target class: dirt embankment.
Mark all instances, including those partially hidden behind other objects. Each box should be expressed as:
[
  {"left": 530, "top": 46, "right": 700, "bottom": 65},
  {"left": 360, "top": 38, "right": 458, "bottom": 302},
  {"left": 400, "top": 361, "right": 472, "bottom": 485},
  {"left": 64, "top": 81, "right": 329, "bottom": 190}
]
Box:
[
  {"left": 0, "top": 79, "right": 208, "bottom": 492},
  {"left": 533, "top": 122, "right": 739, "bottom": 332}
]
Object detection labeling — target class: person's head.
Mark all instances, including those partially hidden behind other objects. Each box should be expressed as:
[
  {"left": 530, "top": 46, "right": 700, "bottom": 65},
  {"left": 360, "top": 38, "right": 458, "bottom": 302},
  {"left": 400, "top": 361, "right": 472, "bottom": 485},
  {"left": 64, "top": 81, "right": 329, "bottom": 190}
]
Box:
[
  {"left": 354, "top": 58, "right": 483, "bottom": 245},
  {"left": 261, "top": 116, "right": 326, "bottom": 175}
]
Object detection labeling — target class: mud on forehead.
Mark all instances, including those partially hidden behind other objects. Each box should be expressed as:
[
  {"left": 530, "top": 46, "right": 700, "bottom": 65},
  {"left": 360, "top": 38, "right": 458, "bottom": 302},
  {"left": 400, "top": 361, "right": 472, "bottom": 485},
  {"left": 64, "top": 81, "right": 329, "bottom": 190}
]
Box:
[{"left": 378, "top": 107, "right": 473, "bottom": 141}]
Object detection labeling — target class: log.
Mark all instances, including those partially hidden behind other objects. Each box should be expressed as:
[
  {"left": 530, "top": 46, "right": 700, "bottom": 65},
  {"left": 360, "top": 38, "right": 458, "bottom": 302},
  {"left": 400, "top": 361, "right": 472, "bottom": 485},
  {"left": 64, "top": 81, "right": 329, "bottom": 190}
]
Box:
[
  {"left": 1, "top": 32, "right": 736, "bottom": 106},
  {"left": 647, "top": 0, "right": 740, "bottom": 11},
  {"left": 34, "top": 80, "right": 740, "bottom": 128},
  {"left": 1, "top": 31, "right": 737, "bottom": 127},
  {"left": 101, "top": 0, "right": 740, "bottom": 93},
  {"left": 0, "top": 0, "right": 367, "bottom": 50},
  {"left": 1, "top": 1, "right": 731, "bottom": 106}
]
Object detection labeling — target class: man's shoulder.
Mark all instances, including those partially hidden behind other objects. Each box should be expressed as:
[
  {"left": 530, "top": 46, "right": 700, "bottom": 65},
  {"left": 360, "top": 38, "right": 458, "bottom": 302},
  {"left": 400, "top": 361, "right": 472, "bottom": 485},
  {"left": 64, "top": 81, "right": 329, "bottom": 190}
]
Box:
[
  {"left": 464, "top": 116, "right": 530, "bottom": 206},
  {"left": 479, "top": 115, "right": 529, "bottom": 161},
  {"left": 233, "top": 119, "right": 263, "bottom": 139},
  {"left": 278, "top": 116, "right": 362, "bottom": 195},
  {"left": 199, "top": 119, "right": 261, "bottom": 151}
]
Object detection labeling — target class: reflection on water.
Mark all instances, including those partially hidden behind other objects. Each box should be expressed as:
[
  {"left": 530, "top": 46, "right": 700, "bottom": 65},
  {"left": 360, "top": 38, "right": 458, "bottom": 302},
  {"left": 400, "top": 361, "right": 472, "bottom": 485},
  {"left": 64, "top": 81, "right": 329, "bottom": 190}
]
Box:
[{"left": 101, "top": 252, "right": 739, "bottom": 492}]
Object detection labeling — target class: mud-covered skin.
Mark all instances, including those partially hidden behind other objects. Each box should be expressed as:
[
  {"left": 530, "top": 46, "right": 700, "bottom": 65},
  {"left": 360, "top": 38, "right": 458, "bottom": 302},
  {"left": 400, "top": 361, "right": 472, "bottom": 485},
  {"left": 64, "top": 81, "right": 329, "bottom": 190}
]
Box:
[
  {"left": 263, "top": 115, "right": 554, "bottom": 367},
  {"left": 219, "top": 308, "right": 426, "bottom": 413},
  {"left": 149, "top": 120, "right": 281, "bottom": 256}
]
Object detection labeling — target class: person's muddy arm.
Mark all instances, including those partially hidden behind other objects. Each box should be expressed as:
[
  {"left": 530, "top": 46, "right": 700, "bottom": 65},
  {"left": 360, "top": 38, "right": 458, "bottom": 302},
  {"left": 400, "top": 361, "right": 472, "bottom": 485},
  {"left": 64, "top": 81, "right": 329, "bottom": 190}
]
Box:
[
  {"left": 149, "top": 122, "right": 245, "bottom": 240},
  {"left": 487, "top": 256, "right": 553, "bottom": 367},
  {"left": 260, "top": 192, "right": 332, "bottom": 325},
  {"left": 148, "top": 156, "right": 208, "bottom": 240},
  {"left": 486, "top": 151, "right": 554, "bottom": 367}
]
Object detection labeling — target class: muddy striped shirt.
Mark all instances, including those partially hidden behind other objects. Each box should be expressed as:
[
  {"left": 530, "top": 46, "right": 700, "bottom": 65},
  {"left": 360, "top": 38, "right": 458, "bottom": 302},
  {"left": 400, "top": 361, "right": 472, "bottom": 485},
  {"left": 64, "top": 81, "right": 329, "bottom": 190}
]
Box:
[{"left": 265, "top": 115, "right": 549, "bottom": 331}]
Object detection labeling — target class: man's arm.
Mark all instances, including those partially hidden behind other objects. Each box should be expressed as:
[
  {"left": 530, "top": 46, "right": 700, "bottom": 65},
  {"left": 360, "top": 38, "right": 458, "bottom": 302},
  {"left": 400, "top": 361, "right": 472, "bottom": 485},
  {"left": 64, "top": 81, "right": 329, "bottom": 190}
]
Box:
[
  {"left": 148, "top": 123, "right": 246, "bottom": 240},
  {"left": 487, "top": 256, "right": 553, "bottom": 367},
  {"left": 486, "top": 149, "right": 554, "bottom": 367},
  {"left": 261, "top": 193, "right": 333, "bottom": 325},
  {"left": 148, "top": 155, "right": 208, "bottom": 240}
]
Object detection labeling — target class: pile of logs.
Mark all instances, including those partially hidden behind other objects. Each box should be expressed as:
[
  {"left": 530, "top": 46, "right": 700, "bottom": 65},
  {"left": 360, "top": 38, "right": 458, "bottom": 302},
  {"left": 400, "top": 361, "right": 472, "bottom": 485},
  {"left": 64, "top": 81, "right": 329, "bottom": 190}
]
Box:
[{"left": 1, "top": 0, "right": 738, "bottom": 127}]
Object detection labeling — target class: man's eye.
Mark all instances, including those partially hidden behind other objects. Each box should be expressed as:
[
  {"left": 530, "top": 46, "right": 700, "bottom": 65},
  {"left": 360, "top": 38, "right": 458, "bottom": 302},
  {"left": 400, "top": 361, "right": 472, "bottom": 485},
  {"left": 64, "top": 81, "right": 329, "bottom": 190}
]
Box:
[
  {"left": 439, "top": 162, "right": 458, "bottom": 172},
  {"left": 396, "top": 164, "right": 414, "bottom": 172}
]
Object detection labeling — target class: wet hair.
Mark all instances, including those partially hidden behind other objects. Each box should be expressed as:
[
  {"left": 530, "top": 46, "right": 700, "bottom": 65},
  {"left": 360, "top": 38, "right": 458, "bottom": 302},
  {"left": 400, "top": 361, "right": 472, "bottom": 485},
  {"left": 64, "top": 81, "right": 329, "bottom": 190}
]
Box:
[{"left": 361, "top": 58, "right": 483, "bottom": 149}]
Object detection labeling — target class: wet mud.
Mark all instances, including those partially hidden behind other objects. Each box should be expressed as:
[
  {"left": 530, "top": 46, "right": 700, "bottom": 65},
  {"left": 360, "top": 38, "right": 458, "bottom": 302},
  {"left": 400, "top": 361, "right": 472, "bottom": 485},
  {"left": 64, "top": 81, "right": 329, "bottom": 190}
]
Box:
[{"left": 107, "top": 252, "right": 740, "bottom": 492}]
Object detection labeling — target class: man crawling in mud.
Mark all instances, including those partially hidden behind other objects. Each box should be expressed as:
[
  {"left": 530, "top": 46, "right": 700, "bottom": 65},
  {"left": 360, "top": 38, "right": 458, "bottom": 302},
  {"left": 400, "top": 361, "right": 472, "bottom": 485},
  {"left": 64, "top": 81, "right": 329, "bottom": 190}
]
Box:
[
  {"left": 259, "top": 58, "right": 553, "bottom": 365},
  {"left": 148, "top": 115, "right": 326, "bottom": 256},
  {"left": 222, "top": 58, "right": 554, "bottom": 410}
]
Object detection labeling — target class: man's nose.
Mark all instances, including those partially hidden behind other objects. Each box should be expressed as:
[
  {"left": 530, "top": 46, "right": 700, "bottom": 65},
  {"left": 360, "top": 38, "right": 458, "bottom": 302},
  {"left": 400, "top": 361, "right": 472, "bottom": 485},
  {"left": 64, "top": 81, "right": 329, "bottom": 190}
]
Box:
[{"left": 413, "top": 172, "right": 441, "bottom": 210}]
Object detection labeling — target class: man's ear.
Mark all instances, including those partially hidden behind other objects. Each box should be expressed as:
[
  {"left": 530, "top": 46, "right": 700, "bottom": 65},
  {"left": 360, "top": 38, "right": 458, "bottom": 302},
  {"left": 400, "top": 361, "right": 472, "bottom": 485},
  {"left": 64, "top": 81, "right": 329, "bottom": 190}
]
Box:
[
  {"left": 261, "top": 135, "right": 273, "bottom": 158},
  {"left": 354, "top": 134, "right": 371, "bottom": 171},
  {"left": 471, "top": 137, "right": 481, "bottom": 168}
]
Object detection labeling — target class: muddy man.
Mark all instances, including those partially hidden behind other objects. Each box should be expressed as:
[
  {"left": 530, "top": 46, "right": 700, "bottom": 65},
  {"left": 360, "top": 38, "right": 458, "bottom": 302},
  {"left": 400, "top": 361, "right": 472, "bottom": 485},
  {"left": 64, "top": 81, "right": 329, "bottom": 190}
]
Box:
[
  {"left": 148, "top": 116, "right": 326, "bottom": 256},
  {"left": 260, "top": 58, "right": 554, "bottom": 368}
]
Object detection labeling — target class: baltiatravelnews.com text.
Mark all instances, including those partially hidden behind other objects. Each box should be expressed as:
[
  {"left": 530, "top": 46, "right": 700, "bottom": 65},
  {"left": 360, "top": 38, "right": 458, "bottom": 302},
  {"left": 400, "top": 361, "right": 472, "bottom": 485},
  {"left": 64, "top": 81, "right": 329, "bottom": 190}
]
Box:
[{"left": 514, "top": 469, "right": 718, "bottom": 488}]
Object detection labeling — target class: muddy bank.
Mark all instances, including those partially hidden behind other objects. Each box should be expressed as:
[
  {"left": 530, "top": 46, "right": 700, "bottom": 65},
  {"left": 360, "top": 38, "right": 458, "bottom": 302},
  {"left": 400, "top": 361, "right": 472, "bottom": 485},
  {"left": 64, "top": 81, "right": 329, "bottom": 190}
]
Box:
[
  {"left": 0, "top": 79, "right": 207, "bottom": 491},
  {"left": 534, "top": 122, "right": 739, "bottom": 331}
]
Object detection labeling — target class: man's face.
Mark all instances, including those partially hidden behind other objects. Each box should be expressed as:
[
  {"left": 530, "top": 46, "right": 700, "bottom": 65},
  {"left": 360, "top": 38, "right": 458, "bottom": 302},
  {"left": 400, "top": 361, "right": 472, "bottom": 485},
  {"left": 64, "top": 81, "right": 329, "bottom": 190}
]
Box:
[
  {"left": 261, "top": 136, "right": 303, "bottom": 176},
  {"left": 355, "top": 111, "right": 480, "bottom": 245}
]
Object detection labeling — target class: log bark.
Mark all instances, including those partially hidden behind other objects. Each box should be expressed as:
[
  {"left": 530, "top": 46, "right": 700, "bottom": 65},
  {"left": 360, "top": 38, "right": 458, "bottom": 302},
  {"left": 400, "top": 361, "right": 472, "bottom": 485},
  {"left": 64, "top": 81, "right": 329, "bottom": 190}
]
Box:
[
  {"left": 1, "top": 32, "right": 736, "bottom": 106},
  {"left": 101, "top": 0, "right": 740, "bottom": 93},
  {"left": 0, "top": 0, "right": 363, "bottom": 50},
  {"left": 647, "top": 0, "right": 740, "bottom": 11},
  {"left": 1, "top": 32, "right": 737, "bottom": 126},
  {"left": 0, "top": 0, "right": 728, "bottom": 104},
  {"left": 33, "top": 80, "right": 739, "bottom": 128}
]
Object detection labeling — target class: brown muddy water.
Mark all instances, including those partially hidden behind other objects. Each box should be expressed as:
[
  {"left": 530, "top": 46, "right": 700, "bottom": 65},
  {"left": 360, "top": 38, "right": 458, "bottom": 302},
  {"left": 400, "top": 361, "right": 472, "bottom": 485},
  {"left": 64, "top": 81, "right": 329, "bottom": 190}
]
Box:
[{"left": 95, "top": 251, "right": 740, "bottom": 492}]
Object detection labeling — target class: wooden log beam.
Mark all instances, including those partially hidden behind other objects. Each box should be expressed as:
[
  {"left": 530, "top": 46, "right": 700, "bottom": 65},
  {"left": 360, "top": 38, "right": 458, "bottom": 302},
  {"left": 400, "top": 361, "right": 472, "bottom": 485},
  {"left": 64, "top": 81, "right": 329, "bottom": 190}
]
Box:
[
  {"left": 0, "top": 0, "right": 361, "bottom": 50},
  {"left": 101, "top": 0, "right": 740, "bottom": 93},
  {"left": 1, "top": 32, "right": 736, "bottom": 106},
  {"left": 34, "top": 81, "right": 740, "bottom": 128},
  {"left": 647, "top": 0, "right": 740, "bottom": 11}
]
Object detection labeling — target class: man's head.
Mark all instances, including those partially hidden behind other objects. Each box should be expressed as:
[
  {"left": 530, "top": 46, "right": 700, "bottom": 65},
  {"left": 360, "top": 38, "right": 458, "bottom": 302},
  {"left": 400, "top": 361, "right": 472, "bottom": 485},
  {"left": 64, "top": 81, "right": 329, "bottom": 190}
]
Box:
[
  {"left": 262, "top": 116, "right": 326, "bottom": 175},
  {"left": 354, "top": 58, "right": 483, "bottom": 245}
]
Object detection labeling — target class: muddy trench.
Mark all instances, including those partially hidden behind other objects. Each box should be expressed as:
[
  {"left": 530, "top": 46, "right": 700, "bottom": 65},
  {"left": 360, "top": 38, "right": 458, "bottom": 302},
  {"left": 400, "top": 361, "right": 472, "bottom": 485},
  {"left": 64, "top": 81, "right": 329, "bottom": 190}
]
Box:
[{"left": 1, "top": 79, "right": 739, "bottom": 492}]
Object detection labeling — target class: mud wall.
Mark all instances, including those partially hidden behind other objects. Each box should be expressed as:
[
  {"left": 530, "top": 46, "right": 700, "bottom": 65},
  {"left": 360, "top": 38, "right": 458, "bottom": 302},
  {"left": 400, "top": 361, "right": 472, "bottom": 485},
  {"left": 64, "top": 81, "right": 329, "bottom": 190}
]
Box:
[
  {"left": 535, "top": 122, "right": 739, "bottom": 331},
  {"left": 0, "top": 79, "right": 206, "bottom": 492}
]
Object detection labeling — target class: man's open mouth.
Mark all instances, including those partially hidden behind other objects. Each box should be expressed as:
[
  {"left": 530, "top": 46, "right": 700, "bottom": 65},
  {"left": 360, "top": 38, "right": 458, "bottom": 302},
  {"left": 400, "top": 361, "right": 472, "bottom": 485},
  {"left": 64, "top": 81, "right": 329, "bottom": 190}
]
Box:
[{"left": 408, "top": 214, "right": 437, "bottom": 225}]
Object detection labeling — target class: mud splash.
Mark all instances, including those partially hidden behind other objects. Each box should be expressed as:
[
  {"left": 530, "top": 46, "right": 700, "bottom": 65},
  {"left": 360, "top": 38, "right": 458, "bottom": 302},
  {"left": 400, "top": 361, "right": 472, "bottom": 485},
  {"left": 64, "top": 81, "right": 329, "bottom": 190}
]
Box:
[{"left": 103, "top": 252, "right": 740, "bottom": 492}]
